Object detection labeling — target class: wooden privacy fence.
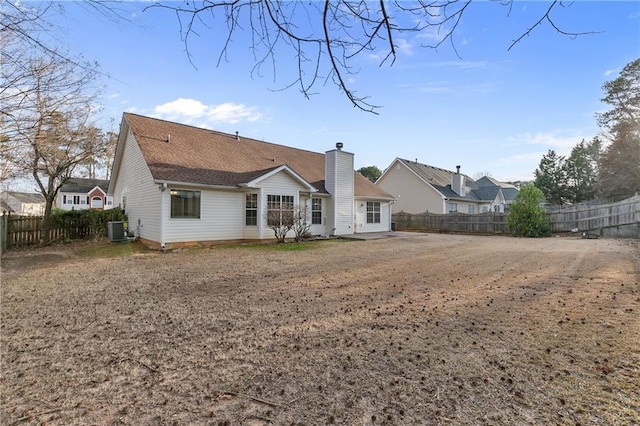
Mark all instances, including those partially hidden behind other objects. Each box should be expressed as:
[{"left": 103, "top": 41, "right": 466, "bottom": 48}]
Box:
[
  {"left": 392, "top": 195, "right": 640, "bottom": 238},
  {"left": 546, "top": 195, "right": 640, "bottom": 237},
  {"left": 393, "top": 212, "right": 509, "bottom": 234},
  {"left": 1, "top": 214, "right": 92, "bottom": 250}
]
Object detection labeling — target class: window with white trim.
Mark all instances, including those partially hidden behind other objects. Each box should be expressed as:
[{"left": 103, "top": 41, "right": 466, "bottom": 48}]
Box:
[
  {"left": 267, "top": 195, "right": 294, "bottom": 226},
  {"left": 246, "top": 193, "right": 258, "bottom": 226},
  {"left": 447, "top": 202, "right": 458, "bottom": 213},
  {"left": 311, "top": 198, "right": 322, "bottom": 225},
  {"left": 171, "top": 190, "right": 201, "bottom": 218},
  {"left": 91, "top": 197, "right": 103, "bottom": 208},
  {"left": 366, "top": 201, "right": 381, "bottom": 224},
  {"left": 468, "top": 204, "right": 476, "bottom": 214}
]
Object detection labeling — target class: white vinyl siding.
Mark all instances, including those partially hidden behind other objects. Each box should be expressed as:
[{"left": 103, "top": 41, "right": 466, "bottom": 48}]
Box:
[
  {"left": 163, "top": 189, "right": 246, "bottom": 243},
  {"left": 57, "top": 193, "right": 90, "bottom": 211},
  {"left": 256, "top": 171, "right": 308, "bottom": 239},
  {"left": 112, "top": 128, "right": 161, "bottom": 242},
  {"left": 301, "top": 195, "right": 329, "bottom": 236},
  {"left": 376, "top": 161, "right": 446, "bottom": 214},
  {"left": 354, "top": 199, "right": 391, "bottom": 233},
  {"left": 325, "top": 149, "right": 354, "bottom": 235}
]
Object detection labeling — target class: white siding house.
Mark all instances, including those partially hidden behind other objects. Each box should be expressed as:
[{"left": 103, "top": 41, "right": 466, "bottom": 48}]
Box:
[
  {"left": 57, "top": 178, "right": 112, "bottom": 211},
  {"left": 109, "top": 113, "right": 394, "bottom": 249},
  {"left": 377, "top": 158, "right": 518, "bottom": 215}
]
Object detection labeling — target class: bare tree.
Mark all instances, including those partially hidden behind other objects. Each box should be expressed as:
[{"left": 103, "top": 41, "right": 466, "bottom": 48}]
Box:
[
  {"left": 291, "top": 205, "right": 312, "bottom": 242},
  {"left": 150, "top": 0, "right": 596, "bottom": 113},
  {"left": 76, "top": 129, "right": 118, "bottom": 179},
  {"left": 266, "top": 208, "right": 295, "bottom": 243},
  {"left": 3, "top": 53, "right": 104, "bottom": 242}
]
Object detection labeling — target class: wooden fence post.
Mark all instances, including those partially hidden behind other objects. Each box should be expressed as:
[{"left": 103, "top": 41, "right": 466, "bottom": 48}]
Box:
[{"left": 0, "top": 212, "right": 7, "bottom": 254}]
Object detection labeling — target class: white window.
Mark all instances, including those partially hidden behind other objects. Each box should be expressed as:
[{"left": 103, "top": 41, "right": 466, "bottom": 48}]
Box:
[
  {"left": 468, "top": 204, "right": 476, "bottom": 214},
  {"left": 312, "top": 198, "right": 322, "bottom": 225},
  {"left": 447, "top": 202, "right": 458, "bottom": 213},
  {"left": 171, "top": 190, "right": 201, "bottom": 218},
  {"left": 494, "top": 205, "right": 501, "bottom": 213},
  {"left": 267, "top": 195, "right": 294, "bottom": 226},
  {"left": 91, "top": 197, "right": 103, "bottom": 208},
  {"left": 245, "top": 193, "right": 258, "bottom": 226},
  {"left": 366, "top": 202, "right": 381, "bottom": 224}
]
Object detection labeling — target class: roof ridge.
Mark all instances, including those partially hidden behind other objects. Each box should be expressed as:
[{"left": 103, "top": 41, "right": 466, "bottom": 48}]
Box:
[{"left": 399, "top": 158, "right": 457, "bottom": 174}]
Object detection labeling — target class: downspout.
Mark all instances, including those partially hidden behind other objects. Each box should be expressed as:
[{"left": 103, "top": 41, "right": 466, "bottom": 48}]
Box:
[
  {"left": 257, "top": 187, "right": 263, "bottom": 239},
  {"left": 159, "top": 183, "right": 167, "bottom": 250}
]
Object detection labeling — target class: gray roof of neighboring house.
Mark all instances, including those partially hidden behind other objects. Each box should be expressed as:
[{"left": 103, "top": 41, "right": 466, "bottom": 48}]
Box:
[
  {"left": 397, "top": 158, "right": 518, "bottom": 202},
  {"left": 397, "top": 158, "right": 480, "bottom": 201},
  {"left": 59, "top": 178, "right": 109, "bottom": 194},
  {"left": 472, "top": 186, "right": 500, "bottom": 202},
  {"left": 501, "top": 187, "right": 519, "bottom": 202},
  {"left": 5, "top": 191, "right": 45, "bottom": 203},
  {"left": 475, "top": 176, "right": 519, "bottom": 201}
]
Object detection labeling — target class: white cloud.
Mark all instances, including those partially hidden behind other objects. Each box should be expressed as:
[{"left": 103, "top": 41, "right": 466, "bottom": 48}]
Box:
[
  {"left": 512, "top": 131, "right": 585, "bottom": 154},
  {"left": 153, "top": 98, "right": 262, "bottom": 125},
  {"left": 428, "top": 60, "right": 489, "bottom": 70},
  {"left": 604, "top": 68, "right": 618, "bottom": 77},
  {"left": 396, "top": 38, "right": 414, "bottom": 56}
]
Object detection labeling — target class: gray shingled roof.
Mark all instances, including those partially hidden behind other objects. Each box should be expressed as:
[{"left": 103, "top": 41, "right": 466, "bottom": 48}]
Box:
[
  {"left": 122, "top": 113, "right": 393, "bottom": 200},
  {"left": 398, "top": 158, "right": 479, "bottom": 201},
  {"left": 5, "top": 191, "right": 45, "bottom": 203},
  {"left": 60, "top": 178, "right": 109, "bottom": 194},
  {"left": 397, "top": 158, "right": 518, "bottom": 202}
]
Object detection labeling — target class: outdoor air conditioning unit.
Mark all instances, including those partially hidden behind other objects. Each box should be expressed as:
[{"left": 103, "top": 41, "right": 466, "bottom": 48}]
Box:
[{"left": 108, "top": 221, "right": 126, "bottom": 242}]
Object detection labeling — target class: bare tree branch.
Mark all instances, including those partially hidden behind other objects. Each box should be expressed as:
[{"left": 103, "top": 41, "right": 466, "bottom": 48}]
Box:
[
  {"left": 142, "top": 1, "right": 596, "bottom": 113},
  {"left": 508, "top": 0, "right": 601, "bottom": 51}
]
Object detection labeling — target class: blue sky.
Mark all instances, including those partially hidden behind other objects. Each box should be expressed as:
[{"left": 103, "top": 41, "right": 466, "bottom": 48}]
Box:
[{"left": 44, "top": 1, "right": 639, "bottom": 182}]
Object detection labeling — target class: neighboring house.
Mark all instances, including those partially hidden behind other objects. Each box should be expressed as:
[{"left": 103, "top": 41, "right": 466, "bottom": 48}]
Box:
[
  {"left": 376, "top": 158, "right": 518, "bottom": 214},
  {"left": 108, "top": 113, "right": 394, "bottom": 248},
  {"left": 57, "top": 178, "right": 113, "bottom": 211},
  {"left": 0, "top": 191, "right": 45, "bottom": 216},
  {"left": 474, "top": 175, "right": 520, "bottom": 211}
]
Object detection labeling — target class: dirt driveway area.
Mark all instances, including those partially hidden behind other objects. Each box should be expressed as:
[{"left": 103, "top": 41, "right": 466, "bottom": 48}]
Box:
[{"left": 1, "top": 233, "right": 639, "bottom": 425}]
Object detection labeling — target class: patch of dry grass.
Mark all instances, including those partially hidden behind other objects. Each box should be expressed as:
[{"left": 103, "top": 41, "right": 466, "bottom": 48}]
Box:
[{"left": 1, "top": 234, "right": 639, "bottom": 425}]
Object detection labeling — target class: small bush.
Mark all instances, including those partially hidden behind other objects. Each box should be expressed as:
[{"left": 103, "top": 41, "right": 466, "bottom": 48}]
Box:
[{"left": 507, "top": 185, "right": 551, "bottom": 237}]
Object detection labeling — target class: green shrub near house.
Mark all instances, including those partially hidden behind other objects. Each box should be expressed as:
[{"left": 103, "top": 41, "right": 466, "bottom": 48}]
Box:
[
  {"left": 507, "top": 185, "right": 551, "bottom": 237},
  {"left": 50, "top": 208, "right": 127, "bottom": 240}
]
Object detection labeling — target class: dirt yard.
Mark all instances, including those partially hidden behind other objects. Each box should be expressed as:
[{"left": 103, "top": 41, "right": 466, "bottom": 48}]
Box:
[{"left": 1, "top": 233, "right": 639, "bottom": 425}]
